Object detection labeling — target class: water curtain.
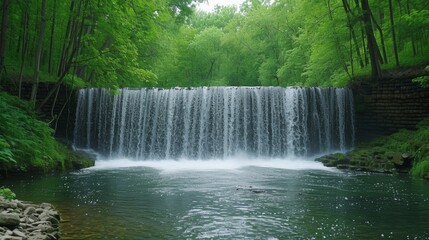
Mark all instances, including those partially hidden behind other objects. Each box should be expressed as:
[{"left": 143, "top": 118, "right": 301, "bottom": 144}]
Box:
[{"left": 74, "top": 87, "right": 355, "bottom": 159}]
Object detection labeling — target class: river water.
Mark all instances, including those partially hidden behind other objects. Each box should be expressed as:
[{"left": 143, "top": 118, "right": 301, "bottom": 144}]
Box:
[{"left": 4, "top": 159, "right": 429, "bottom": 239}]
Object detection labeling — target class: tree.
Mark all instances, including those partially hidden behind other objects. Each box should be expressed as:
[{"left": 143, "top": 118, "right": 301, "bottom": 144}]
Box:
[
  {"left": 30, "top": 0, "right": 47, "bottom": 105},
  {"left": 0, "top": 0, "right": 10, "bottom": 80},
  {"left": 361, "top": 0, "right": 382, "bottom": 79}
]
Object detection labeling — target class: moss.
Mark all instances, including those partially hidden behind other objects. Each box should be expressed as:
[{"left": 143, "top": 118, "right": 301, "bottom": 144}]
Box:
[
  {"left": 60, "top": 145, "right": 95, "bottom": 170},
  {"left": 316, "top": 118, "right": 429, "bottom": 179}
]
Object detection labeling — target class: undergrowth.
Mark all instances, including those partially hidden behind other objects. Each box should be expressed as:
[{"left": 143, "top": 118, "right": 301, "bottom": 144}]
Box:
[
  {"left": 359, "top": 118, "right": 429, "bottom": 178},
  {"left": 0, "top": 90, "right": 66, "bottom": 172},
  {"left": 0, "top": 187, "right": 16, "bottom": 200}
]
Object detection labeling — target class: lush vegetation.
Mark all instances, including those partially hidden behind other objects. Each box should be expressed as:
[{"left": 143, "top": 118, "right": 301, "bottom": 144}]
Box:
[
  {"left": 0, "top": 0, "right": 428, "bottom": 95},
  {"left": 0, "top": 187, "right": 16, "bottom": 200},
  {"left": 317, "top": 118, "right": 429, "bottom": 179},
  {"left": 0, "top": 90, "right": 93, "bottom": 174},
  {"left": 0, "top": 1, "right": 428, "bottom": 178}
]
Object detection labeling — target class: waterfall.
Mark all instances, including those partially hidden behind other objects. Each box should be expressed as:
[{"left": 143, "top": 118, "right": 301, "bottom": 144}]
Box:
[{"left": 73, "top": 87, "right": 355, "bottom": 160}]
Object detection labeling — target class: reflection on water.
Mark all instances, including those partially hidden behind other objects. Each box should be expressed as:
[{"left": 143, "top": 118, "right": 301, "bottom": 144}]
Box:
[{"left": 4, "top": 160, "right": 429, "bottom": 239}]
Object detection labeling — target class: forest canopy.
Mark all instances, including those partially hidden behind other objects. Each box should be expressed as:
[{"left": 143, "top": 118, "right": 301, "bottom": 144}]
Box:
[{"left": 0, "top": 0, "right": 428, "bottom": 92}]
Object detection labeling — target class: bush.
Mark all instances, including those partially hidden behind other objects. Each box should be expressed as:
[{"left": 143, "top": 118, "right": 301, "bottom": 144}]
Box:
[
  {"left": 411, "top": 159, "right": 429, "bottom": 179},
  {"left": 0, "top": 91, "right": 65, "bottom": 172},
  {"left": 0, "top": 187, "right": 16, "bottom": 200}
]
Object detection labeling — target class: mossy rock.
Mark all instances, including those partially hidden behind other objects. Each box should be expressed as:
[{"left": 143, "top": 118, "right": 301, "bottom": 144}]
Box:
[
  {"left": 64, "top": 151, "right": 95, "bottom": 170},
  {"left": 336, "top": 164, "right": 350, "bottom": 169},
  {"left": 391, "top": 152, "right": 403, "bottom": 165}
]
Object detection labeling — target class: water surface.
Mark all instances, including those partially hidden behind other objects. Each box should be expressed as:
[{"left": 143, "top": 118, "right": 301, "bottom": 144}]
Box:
[{"left": 4, "top": 159, "right": 429, "bottom": 239}]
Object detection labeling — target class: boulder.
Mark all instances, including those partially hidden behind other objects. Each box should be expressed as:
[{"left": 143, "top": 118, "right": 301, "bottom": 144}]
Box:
[{"left": 0, "top": 213, "right": 20, "bottom": 228}]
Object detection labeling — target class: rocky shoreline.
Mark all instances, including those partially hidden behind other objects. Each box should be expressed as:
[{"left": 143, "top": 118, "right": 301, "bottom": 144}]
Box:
[
  {"left": 316, "top": 150, "right": 413, "bottom": 175},
  {"left": 0, "top": 197, "right": 60, "bottom": 240}
]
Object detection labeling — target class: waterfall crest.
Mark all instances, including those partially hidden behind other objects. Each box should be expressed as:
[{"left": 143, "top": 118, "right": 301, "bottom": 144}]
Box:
[{"left": 74, "top": 87, "right": 355, "bottom": 159}]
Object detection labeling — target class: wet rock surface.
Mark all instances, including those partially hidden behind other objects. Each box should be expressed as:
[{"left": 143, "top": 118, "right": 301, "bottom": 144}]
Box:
[
  {"left": 0, "top": 197, "right": 60, "bottom": 240},
  {"left": 315, "top": 150, "right": 413, "bottom": 174}
]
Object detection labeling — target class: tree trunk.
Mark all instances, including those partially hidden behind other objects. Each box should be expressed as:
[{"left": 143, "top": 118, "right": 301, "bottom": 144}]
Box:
[
  {"left": 327, "top": 0, "right": 351, "bottom": 79},
  {"left": 30, "top": 0, "right": 47, "bottom": 106},
  {"left": 38, "top": 0, "right": 89, "bottom": 112},
  {"left": 389, "top": 0, "right": 400, "bottom": 66},
  {"left": 342, "top": 0, "right": 364, "bottom": 68},
  {"left": 48, "top": 0, "right": 57, "bottom": 74},
  {"left": 0, "top": 0, "right": 11, "bottom": 79},
  {"left": 18, "top": 2, "right": 30, "bottom": 99},
  {"left": 369, "top": 9, "right": 387, "bottom": 64},
  {"left": 361, "top": 0, "right": 382, "bottom": 80},
  {"left": 58, "top": 0, "right": 76, "bottom": 77}
]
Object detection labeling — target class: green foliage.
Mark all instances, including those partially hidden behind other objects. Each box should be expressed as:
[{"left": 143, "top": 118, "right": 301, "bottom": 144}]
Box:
[
  {"left": 1, "top": 0, "right": 428, "bottom": 88},
  {"left": 0, "top": 187, "right": 16, "bottom": 200},
  {"left": 152, "top": 0, "right": 428, "bottom": 87},
  {"left": 0, "top": 91, "right": 65, "bottom": 172},
  {"left": 356, "top": 118, "right": 429, "bottom": 178},
  {"left": 410, "top": 159, "right": 429, "bottom": 179},
  {"left": 412, "top": 66, "right": 429, "bottom": 88}
]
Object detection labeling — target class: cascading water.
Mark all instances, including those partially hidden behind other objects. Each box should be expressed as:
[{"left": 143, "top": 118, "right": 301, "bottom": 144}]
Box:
[{"left": 73, "top": 87, "right": 355, "bottom": 160}]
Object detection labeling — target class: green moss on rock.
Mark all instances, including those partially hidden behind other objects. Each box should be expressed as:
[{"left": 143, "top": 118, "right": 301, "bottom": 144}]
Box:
[{"left": 316, "top": 118, "right": 429, "bottom": 179}]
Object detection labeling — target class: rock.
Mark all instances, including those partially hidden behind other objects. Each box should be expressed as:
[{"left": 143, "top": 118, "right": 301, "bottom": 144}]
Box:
[
  {"left": 392, "top": 153, "right": 403, "bottom": 165},
  {"left": 1, "top": 236, "right": 24, "bottom": 240},
  {"left": 24, "top": 207, "right": 36, "bottom": 216},
  {"left": 0, "top": 213, "right": 20, "bottom": 228},
  {"left": 0, "top": 198, "right": 60, "bottom": 240},
  {"left": 40, "top": 204, "right": 51, "bottom": 210},
  {"left": 251, "top": 189, "right": 265, "bottom": 194},
  {"left": 44, "top": 217, "right": 59, "bottom": 227},
  {"left": 16, "top": 202, "right": 25, "bottom": 210},
  {"left": 337, "top": 164, "right": 350, "bottom": 169},
  {"left": 12, "top": 229, "right": 27, "bottom": 238},
  {"left": 28, "top": 232, "right": 49, "bottom": 240},
  {"left": 47, "top": 232, "right": 59, "bottom": 240}
]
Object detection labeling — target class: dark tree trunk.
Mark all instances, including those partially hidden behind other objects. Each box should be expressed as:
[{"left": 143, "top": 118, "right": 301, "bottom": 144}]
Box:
[
  {"left": 0, "top": 0, "right": 11, "bottom": 78},
  {"left": 58, "top": 0, "right": 76, "bottom": 77},
  {"left": 38, "top": 0, "right": 89, "bottom": 111},
  {"left": 389, "top": 0, "right": 400, "bottom": 66},
  {"left": 369, "top": 9, "right": 387, "bottom": 64},
  {"left": 48, "top": 0, "right": 57, "bottom": 74},
  {"left": 361, "top": 0, "right": 382, "bottom": 80},
  {"left": 18, "top": 1, "right": 30, "bottom": 99},
  {"left": 30, "top": 0, "right": 47, "bottom": 105}
]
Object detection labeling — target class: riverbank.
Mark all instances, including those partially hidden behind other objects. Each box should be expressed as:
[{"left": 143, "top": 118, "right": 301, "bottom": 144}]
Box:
[
  {"left": 316, "top": 118, "right": 429, "bottom": 179},
  {"left": 0, "top": 90, "right": 94, "bottom": 177},
  {"left": 0, "top": 196, "right": 60, "bottom": 239}
]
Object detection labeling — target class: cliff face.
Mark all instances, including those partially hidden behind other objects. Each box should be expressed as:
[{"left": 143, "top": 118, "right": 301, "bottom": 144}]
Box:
[{"left": 353, "top": 77, "right": 429, "bottom": 142}]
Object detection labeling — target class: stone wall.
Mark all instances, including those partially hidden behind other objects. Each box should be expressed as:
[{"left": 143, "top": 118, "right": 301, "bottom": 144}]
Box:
[
  {"left": 352, "top": 78, "right": 429, "bottom": 142},
  {"left": 1, "top": 82, "right": 77, "bottom": 140}
]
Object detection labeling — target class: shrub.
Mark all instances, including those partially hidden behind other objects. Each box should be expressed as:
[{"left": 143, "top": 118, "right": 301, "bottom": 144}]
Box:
[
  {"left": 0, "top": 187, "right": 16, "bottom": 200},
  {"left": 0, "top": 91, "right": 65, "bottom": 172}
]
